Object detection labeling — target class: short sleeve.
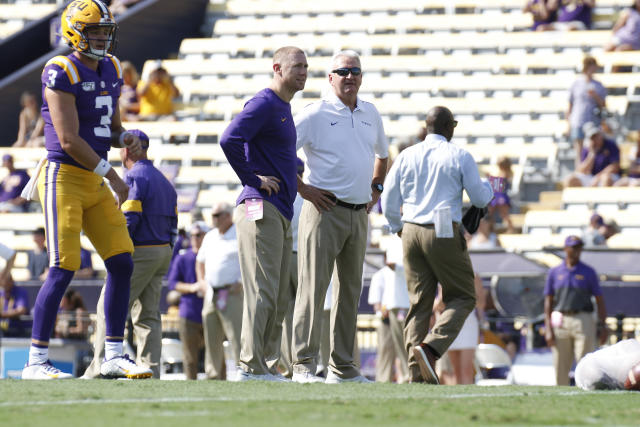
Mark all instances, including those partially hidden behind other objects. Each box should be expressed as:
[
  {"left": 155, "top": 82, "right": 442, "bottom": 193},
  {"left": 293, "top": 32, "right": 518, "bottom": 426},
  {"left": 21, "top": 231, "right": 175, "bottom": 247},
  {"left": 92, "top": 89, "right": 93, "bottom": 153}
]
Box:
[
  {"left": 294, "top": 104, "right": 313, "bottom": 150},
  {"left": 42, "top": 57, "right": 80, "bottom": 95},
  {"left": 372, "top": 106, "right": 389, "bottom": 159}
]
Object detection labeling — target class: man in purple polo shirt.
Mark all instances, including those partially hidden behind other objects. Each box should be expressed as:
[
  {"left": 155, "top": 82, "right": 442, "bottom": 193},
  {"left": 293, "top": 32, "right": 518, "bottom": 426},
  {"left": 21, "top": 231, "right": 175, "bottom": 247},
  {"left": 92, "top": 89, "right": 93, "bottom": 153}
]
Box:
[
  {"left": 85, "top": 129, "right": 177, "bottom": 378},
  {"left": 220, "top": 46, "right": 308, "bottom": 381},
  {"left": 0, "top": 154, "right": 30, "bottom": 213},
  {"left": 544, "top": 235, "right": 607, "bottom": 386},
  {"left": 167, "top": 221, "right": 208, "bottom": 380},
  {"left": 565, "top": 123, "right": 620, "bottom": 187}
]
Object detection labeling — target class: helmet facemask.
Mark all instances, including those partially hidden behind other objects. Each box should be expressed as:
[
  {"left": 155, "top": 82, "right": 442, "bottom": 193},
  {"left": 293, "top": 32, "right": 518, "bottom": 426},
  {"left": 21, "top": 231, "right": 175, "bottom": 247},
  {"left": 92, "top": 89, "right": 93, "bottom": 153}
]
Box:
[{"left": 77, "top": 22, "right": 117, "bottom": 60}]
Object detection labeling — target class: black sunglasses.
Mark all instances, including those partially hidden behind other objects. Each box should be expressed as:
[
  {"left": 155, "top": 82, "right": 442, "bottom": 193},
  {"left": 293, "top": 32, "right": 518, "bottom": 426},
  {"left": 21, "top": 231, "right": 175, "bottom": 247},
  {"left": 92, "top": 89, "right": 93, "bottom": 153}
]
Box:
[{"left": 331, "top": 67, "right": 362, "bottom": 77}]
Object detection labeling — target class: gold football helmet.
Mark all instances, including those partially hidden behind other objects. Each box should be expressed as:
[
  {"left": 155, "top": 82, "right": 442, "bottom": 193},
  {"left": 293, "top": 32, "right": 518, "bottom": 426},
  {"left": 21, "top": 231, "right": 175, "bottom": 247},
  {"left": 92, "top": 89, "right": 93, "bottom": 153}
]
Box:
[{"left": 60, "top": 0, "right": 117, "bottom": 60}]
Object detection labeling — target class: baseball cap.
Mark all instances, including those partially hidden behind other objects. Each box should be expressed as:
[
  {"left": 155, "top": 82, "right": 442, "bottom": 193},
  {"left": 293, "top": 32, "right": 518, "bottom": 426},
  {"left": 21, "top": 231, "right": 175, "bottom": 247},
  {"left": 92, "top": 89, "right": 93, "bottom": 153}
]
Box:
[
  {"left": 564, "top": 235, "right": 584, "bottom": 248},
  {"left": 590, "top": 213, "right": 604, "bottom": 227},
  {"left": 582, "top": 122, "right": 601, "bottom": 140},
  {"left": 128, "top": 129, "right": 149, "bottom": 149},
  {"left": 190, "top": 221, "right": 210, "bottom": 235}
]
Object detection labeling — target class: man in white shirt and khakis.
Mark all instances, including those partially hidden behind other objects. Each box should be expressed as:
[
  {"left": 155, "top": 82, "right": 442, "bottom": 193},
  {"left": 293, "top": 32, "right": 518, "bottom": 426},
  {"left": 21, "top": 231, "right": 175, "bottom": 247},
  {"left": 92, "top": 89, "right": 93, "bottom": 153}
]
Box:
[
  {"left": 292, "top": 50, "right": 389, "bottom": 383},
  {"left": 382, "top": 106, "right": 493, "bottom": 384},
  {"left": 196, "top": 202, "right": 243, "bottom": 380}
]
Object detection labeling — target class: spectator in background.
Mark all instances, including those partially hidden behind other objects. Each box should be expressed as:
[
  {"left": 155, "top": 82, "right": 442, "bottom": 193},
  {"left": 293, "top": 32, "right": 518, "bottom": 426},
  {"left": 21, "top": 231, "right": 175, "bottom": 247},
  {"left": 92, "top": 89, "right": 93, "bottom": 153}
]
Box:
[
  {"left": 564, "top": 123, "right": 620, "bottom": 187},
  {"left": 523, "top": 0, "right": 558, "bottom": 30},
  {"left": 12, "top": 92, "right": 44, "bottom": 148},
  {"left": 27, "top": 227, "right": 48, "bottom": 281},
  {"left": 605, "top": 0, "right": 640, "bottom": 51},
  {"left": 468, "top": 218, "right": 501, "bottom": 249},
  {"left": 567, "top": 56, "right": 607, "bottom": 168},
  {"left": 368, "top": 240, "right": 410, "bottom": 383},
  {"left": 167, "top": 221, "right": 207, "bottom": 380},
  {"left": 582, "top": 212, "right": 607, "bottom": 247},
  {"left": 614, "top": 135, "right": 640, "bottom": 186},
  {"left": 0, "top": 154, "right": 30, "bottom": 213},
  {"left": 119, "top": 61, "right": 140, "bottom": 122},
  {"left": 75, "top": 247, "right": 96, "bottom": 279},
  {"left": 544, "top": 235, "right": 607, "bottom": 386},
  {"left": 108, "top": 0, "right": 142, "bottom": 15},
  {"left": 487, "top": 156, "right": 514, "bottom": 233},
  {"left": 137, "top": 64, "right": 180, "bottom": 121},
  {"left": 1, "top": 273, "right": 29, "bottom": 337},
  {"left": 196, "top": 203, "right": 243, "bottom": 380},
  {"left": 170, "top": 228, "right": 189, "bottom": 263},
  {"left": 539, "top": 0, "right": 594, "bottom": 31},
  {"left": 55, "top": 289, "right": 88, "bottom": 339}
]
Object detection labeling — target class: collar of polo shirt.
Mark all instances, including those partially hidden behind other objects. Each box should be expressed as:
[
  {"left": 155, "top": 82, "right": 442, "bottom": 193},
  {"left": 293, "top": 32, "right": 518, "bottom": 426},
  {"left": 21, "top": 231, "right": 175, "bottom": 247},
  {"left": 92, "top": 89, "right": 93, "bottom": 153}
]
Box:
[{"left": 326, "top": 91, "right": 362, "bottom": 112}]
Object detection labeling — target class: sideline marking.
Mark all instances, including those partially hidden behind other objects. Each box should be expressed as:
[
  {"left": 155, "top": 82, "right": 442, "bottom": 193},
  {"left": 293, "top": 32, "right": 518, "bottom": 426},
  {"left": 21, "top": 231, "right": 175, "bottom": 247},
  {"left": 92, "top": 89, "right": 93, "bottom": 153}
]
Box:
[{"left": 0, "top": 390, "right": 608, "bottom": 408}]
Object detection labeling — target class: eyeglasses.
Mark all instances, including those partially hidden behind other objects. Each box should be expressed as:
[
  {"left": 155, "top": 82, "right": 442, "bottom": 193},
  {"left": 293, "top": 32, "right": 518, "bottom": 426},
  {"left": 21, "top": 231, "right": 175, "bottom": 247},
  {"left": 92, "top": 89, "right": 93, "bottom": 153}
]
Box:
[
  {"left": 212, "top": 212, "right": 225, "bottom": 218},
  {"left": 452, "top": 120, "right": 458, "bottom": 128},
  {"left": 331, "top": 67, "right": 362, "bottom": 77}
]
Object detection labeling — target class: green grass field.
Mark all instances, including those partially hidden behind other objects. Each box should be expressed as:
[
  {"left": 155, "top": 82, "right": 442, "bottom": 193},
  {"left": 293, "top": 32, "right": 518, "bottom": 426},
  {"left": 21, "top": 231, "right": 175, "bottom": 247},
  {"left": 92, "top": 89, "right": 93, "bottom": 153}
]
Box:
[{"left": 1, "top": 381, "right": 638, "bottom": 427}]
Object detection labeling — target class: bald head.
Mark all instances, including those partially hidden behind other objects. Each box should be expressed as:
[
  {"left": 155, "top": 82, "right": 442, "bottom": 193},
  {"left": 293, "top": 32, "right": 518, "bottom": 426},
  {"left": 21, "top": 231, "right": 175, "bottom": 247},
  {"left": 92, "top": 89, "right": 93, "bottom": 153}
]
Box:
[{"left": 425, "top": 106, "right": 455, "bottom": 141}]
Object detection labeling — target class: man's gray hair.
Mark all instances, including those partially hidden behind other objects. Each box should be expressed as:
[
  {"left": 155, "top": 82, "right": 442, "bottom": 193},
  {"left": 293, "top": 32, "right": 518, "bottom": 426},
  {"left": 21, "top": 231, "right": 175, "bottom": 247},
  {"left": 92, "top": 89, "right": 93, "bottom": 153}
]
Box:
[
  {"left": 212, "top": 201, "right": 233, "bottom": 215},
  {"left": 330, "top": 50, "right": 361, "bottom": 72}
]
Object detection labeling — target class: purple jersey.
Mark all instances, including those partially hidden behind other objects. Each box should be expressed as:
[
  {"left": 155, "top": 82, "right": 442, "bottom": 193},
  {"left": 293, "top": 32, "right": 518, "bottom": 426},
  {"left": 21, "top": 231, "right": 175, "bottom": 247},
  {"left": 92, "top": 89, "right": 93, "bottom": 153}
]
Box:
[
  {"left": 0, "top": 169, "right": 30, "bottom": 202},
  {"left": 558, "top": 1, "right": 592, "bottom": 28},
  {"left": 544, "top": 260, "right": 601, "bottom": 312},
  {"left": 580, "top": 139, "right": 620, "bottom": 175},
  {"left": 167, "top": 249, "right": 203, "bottom": 324},
  {"left": 220, "top": 88, "right": 298, "bottom": 220},
  {"left": 41, "top": 53, "right": 123, "bottom": 168}
]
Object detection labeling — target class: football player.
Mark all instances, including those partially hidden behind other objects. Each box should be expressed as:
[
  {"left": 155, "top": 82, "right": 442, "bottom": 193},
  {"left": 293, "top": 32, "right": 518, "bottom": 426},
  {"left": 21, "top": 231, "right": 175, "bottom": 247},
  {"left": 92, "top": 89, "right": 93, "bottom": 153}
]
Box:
[
  {"left": 22, "top": 0, "right": 151, "bottom": 379},
  {"left": 575, "top": 338, "right": 640, "bottom": 390}
]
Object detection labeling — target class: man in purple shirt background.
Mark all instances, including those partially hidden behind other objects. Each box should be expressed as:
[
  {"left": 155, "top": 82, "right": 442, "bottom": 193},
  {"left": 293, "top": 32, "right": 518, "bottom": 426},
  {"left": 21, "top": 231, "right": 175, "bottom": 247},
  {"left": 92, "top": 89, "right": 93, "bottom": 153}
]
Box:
[
  {"left": 85, "top": 129, "right": 177, "bottom": 379},
  {"left": 1, "top": 274, "right": 29, "bottom": 337},
  {"left": 167, "top": 221, "right": 208, "bottom": 380},
  {"left": 0, "top": 154, "right": 30, "bottom": 213},
  {"left": 565, "top": 123, "right": 620, "bottom": 187},
  {"left": 543, "top": 235, "right": 607, "bottom": 385},
  {"left": 220, "top": 46, "right": 308, "bottom": 381}
]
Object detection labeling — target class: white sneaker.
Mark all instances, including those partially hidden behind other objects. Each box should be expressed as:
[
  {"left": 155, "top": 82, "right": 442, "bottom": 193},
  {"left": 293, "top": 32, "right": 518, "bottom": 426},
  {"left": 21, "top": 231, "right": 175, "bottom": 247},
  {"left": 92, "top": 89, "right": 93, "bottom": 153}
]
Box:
[
  {"left": 236, "top": 369, "right": 276, "bottom": 382},
  {"left": 22, "top": 361, "right": 73, "bottom": 380},
  {"left": 100, "top": 354, "right": 152, "bottom": 379},
  {"left": 292, "top": 371, "right": 325, "bottom": 383},
  {"left": 268, "top": 372, "right": 292, "bottom": 382},
  {"left": 325, "top": 370, "right": 373, "bottom": 384}
]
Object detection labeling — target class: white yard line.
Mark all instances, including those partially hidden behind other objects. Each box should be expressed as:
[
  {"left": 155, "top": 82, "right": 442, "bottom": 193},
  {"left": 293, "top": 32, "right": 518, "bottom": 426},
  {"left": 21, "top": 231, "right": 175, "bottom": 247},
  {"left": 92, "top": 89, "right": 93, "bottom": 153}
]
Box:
[{"left": 0, "top": 389, "right": 608, "bottom": 408}]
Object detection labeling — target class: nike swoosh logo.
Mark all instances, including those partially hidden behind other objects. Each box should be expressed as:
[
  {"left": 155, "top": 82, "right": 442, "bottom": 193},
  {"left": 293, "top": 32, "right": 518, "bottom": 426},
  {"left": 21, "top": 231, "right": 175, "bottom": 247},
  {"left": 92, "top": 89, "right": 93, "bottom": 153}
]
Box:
[
  {"left": 331, "top": 122, "right": 338, "bottom": 126},
  {"left": 281, "top": 117, "right": 287, "bottom": 122},
  {"left": 112, "top": 82, "right": 119, "bottom": 87}
]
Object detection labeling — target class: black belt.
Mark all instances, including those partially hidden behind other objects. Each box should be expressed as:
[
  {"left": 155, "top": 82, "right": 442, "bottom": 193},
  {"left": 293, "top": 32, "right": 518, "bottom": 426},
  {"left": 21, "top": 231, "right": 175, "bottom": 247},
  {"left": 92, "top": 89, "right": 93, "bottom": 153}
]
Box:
[{"left": 329, "top": 196, "right": 366, "bottom": 211}]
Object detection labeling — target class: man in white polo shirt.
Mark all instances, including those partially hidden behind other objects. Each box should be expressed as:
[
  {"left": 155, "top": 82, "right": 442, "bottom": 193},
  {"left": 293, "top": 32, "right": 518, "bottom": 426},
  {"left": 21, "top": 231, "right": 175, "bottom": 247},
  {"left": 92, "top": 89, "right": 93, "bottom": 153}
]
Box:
[
  {"left": 196, "top": 202, "right": 243, "bottom": 380},
  {"left": 291, "top": 50, "right": 389, "bottom": 383}
]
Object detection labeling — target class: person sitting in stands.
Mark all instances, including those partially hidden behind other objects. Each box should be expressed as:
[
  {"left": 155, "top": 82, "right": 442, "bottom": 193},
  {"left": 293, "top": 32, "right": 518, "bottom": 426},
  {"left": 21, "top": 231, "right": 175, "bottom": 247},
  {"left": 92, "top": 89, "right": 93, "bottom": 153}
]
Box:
[
  {"left": 564, "top": 123, "right": 620, "bottom": 187},
  {"left": 55, "top": 289, "right": 89, "bottom": 340},
  {"left": 539, "top": 0, "right": 594, "bottom": 31},
  {"left": 12, "top": 92, "right": 44, "bottom": 148},
  {"left": 0, "top": 154, "right": 30, "bottom": 213},
  {"left": 137, "top": 64, "right": 180, "bottom": 121},
  {"left": 523, "top": 0, "right": 558, "bottom": 30},
  {"left": 605, "top": 0, "right": 640, "bottom": 52}
]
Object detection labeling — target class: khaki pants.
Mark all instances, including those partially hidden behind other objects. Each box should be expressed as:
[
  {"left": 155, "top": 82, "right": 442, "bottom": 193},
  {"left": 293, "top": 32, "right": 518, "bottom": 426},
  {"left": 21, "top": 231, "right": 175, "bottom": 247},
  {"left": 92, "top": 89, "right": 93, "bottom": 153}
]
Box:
[
  {"left": 552, "top": 312, "right": 596, "bottom": 386},
  {"left": 85, "top": 245, "right": 172, "bottom": 378},
  {"left": 279, "top": 252, "right": 298, "bottom": 378},
  {"left": 375, "top": 317, "right": 395, "bottom": 382},
  {"left": 402, "top": 223, "right": 476, "bottom": 382},
  {"left": 202, "top": 286, "right": 243, "bottom": 379},
  {"left": 235, "top": 201, "right": 291, "bottom": 375},
  {"left": 292, "top": 201, "right": 368, "bottom": 379},
  {"left": 179, "top": 317, "right": 204, "bottom": 380},
  {"left": 318, "top": 309, "right": 360, "bottom": 376}
]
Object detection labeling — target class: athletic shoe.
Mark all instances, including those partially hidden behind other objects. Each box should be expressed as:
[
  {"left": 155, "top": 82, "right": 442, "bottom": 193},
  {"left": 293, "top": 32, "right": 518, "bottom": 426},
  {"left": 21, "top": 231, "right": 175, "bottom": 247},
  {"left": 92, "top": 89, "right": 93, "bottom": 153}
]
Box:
[
  {"left": 325, "top": 370, "right": 373, "bottom": 384},
  {"left": 413, "top": 343, "right": 440, "bottom": 385},
  {"left": 268, "top": 372, "right": 292, "bottom": 382},
  {"left": 236, "top": 369, "right": 277, "bottom": 382},
  {"left": 292, "top": 371, "right": 325, "bottom": 383},
  {"left": 22, "top": 361, "right": 73, "bottom": 380},
  {"left": 100, "top": 354, "right": 152, "bottom": 379}
]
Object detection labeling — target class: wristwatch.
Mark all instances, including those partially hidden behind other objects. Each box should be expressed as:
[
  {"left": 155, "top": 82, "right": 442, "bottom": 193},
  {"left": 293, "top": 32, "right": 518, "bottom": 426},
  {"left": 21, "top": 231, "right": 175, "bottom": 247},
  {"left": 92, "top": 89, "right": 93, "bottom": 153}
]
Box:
[{"left": 371, "top": 183, "right": 384, "bottom": 193}]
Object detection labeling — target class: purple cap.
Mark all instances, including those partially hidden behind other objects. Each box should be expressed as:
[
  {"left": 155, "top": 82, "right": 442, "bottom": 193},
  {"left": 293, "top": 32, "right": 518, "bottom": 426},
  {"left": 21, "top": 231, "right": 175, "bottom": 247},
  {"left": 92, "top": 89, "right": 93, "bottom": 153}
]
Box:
[
  {"left": 564, "top": 235, "right": 584, "bottom": 248},
  {"left": 590, "top": 213, "right": 604, "bottom": 227},
  {"left": 128, "top": 129, "right": 149, "bottom": 148},
  {"left": 2, "top": 154, "right": 12, "bottom": 162}
]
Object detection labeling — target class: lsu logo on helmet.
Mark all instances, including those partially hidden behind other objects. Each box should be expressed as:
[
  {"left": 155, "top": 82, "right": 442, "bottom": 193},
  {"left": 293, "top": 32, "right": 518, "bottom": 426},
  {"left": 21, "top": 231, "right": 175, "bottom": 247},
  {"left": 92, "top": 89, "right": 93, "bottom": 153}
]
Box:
[{"left": 60, "top": 0, "right": 117, "bottom": 61}]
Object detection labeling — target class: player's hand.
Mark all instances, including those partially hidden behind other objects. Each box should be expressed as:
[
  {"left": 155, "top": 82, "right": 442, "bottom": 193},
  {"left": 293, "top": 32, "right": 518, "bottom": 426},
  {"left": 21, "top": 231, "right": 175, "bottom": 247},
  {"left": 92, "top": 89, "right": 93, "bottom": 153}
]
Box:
[
  {"left": 299, "top": 183, "right": 335, "bottom": 212},
  {"left": 107, "top": 172, "right": 129, "bottom": 208},
  {"left": 544, "top": 328, "right": 555, "bottom": 347},
  {"left": 257, "top": 175, "right": 280, "bottom": 196},
  {"left": 122, "top": 132, "right": 143, "bottom": 156}
]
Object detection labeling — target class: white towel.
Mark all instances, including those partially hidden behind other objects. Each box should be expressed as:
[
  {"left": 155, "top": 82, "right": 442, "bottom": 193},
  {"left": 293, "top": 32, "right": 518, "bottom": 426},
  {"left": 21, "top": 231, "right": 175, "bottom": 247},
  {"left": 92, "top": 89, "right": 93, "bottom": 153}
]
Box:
[{"left": 20, "top": 156, "right": 46, "bottom": 202}]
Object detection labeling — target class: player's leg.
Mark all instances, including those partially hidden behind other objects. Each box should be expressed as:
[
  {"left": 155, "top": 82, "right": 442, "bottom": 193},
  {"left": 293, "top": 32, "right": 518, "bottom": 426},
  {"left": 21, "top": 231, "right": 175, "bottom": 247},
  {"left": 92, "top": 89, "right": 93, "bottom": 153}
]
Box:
[
  {"left": 84, "top": 184, "right": 150, "bottom": 379},
  {"left": 23, "top": 162, "right": 82, "bottom": 379}
]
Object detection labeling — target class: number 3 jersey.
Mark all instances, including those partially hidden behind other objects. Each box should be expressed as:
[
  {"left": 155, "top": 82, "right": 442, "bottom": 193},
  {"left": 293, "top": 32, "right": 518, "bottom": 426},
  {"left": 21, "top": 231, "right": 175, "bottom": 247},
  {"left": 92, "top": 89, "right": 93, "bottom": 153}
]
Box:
[{"left": 41, "top": 53, "right": 123, "bottom": 168}]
